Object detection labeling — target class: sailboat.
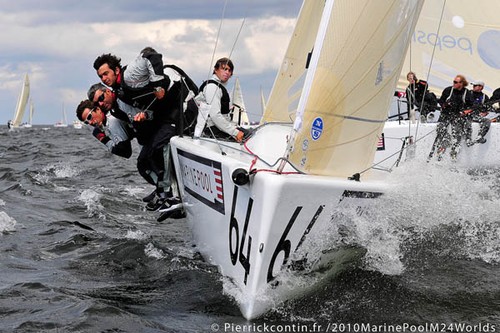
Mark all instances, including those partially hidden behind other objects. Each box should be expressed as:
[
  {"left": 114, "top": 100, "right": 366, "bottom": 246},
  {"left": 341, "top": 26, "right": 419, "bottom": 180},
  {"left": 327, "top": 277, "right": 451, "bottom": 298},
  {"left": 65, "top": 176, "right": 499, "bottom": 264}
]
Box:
[
  {"left": 230, "top": 77, "right": 250, "bottom": 126},
  {"left": 170, "top": 0, "right": 425, "bottom": 319},
  {"left": 72, "top": 120, "right": 83, "bottom": 129},
  {"left": 382, "top": 0, "right": 500, "bottom": 166},
  {"left": 11, "top": 74, "right": 30, "bottom": 129},
  {"left": 21, "top": 102, "right": 34, "bottom": 128},
  {"left": 54, "top": 103, "right": 68, "bottom": 128},
  {"left": 260, "top": 88, "right": 266, "bottom": 117}
]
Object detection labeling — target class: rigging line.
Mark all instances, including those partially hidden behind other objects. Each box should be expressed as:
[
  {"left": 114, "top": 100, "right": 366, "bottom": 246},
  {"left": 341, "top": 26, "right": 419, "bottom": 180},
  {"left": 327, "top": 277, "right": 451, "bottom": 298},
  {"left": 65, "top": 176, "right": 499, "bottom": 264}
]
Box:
[
  {"left": 357, "top": 125, "right": 438, "bottom": 176},
  {"left": 200, "top": 0, "right": 249, "bottom": 154},
  {"left": 194, "top": 104, "right": 229, "bottom": 155},
  {"left": 416, "top": 0, "right": 447, "bottom": 139},
  {"left": 228, "top": 16, "right": 247, "bottom": 60},
  {"left": 206, "top": 0, "right": 229, "bottom": 82},
  {"left": 197, "top": 0, "right": 231, "bottom": 153}
]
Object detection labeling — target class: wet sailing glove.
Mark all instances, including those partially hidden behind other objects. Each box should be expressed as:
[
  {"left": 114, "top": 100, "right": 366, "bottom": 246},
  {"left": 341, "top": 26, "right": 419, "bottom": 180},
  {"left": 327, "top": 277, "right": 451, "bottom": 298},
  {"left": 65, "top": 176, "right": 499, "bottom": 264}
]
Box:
[{"left": 92, "top": 127, "right": 111, "bottom": 145}]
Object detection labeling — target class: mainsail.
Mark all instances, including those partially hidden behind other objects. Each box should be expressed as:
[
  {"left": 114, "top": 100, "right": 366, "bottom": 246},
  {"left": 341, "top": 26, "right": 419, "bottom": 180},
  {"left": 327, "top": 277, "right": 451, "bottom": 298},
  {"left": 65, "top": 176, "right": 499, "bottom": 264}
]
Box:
[
  {"left": 398, "top": 0, "right": 500, "bottom": 95},
  {"left": 284, "top": 0, "right": 424, "bottom": 177},
  {"left": 12, "top": 74, "right": 30, "bottom": 127}
]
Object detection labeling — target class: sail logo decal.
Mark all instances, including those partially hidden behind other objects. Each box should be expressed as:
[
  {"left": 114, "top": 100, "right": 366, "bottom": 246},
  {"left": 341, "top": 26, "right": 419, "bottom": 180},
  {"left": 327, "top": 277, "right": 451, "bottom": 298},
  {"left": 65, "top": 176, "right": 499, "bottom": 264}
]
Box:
[
  {"left": 414, "top": 29, "right": 500, "bottom": 69},
  {"left": 413, "top": 30, "right": 472, "bottom": 55},
  {"left": 310, "top": 117, "right": 323, "bottom": 141},
  {"left": 177, "top": 149, "right": 225, "bottom": 214}
]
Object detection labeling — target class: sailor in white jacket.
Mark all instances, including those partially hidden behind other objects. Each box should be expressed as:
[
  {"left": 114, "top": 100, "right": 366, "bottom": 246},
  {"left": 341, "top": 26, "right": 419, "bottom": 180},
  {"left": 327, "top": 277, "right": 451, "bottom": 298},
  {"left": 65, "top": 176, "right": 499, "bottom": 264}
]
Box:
[{"left": 200, "top": 57, "right": 246, "bottom": 142}]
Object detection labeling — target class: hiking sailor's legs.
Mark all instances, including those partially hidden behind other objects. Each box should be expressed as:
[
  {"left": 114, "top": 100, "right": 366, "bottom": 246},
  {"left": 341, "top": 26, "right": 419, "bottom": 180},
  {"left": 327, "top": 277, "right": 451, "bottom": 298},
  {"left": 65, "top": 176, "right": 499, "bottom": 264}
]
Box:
[
  {"left": 449, "top": 117, "right": 465, "bottom": 159},
  {"left": 464, "top": 117, "right": 473, "bottom": 146},
  {"left": 428, "top": 117, "right": 450, "bottom": 160},
  {"left": 477, "top": 117, "right": 491, "bottom": 143}
]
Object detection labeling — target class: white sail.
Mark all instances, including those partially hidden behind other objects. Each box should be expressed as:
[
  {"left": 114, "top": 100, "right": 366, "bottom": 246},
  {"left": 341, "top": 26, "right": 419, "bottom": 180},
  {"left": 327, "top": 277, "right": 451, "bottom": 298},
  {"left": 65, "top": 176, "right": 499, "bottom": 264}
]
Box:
[
  {"left": 12, "top": 74, "right": 30, "bottom": 127},
  {"left": 230, "top": 77, "right": 250, "bottom": 126},
  {"left": 286, "top": 0, "right": 424, "bottom": 177},
  {"left": 398, "top": 0, "right": 500, "bottom": 95},
  {"left": 260, "top": 87, "right": 266, "bottom": 115}
]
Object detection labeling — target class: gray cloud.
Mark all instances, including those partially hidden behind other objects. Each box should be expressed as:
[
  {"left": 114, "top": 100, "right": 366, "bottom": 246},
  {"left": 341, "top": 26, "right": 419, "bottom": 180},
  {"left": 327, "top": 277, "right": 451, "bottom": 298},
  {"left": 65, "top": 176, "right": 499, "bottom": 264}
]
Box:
[{"left": 0, "top": 0, "right": 302, "bottom": 125}]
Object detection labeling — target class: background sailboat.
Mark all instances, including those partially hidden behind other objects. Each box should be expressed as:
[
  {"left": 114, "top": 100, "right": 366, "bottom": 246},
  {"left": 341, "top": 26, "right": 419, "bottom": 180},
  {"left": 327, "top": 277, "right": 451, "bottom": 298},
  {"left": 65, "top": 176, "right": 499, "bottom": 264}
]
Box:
[
  {"left": 230, "top": 77, "right": 250, "bottom": 126},
  {"left": 11, "top": 74, "right": 30, "bottom": 128},
  {"left": 54, "top": 103, "right": 68, "bottom": 128},
  {"left": 72, "top": 120, "right": 83, "bottom": 129},
  {"left": 21, "top": 101, "right": 34, "bottom": 128},
  {"left": 397, "top": 0, "right": 500, "bottom": 95},
  {"left": 260, "top": 87, "right": 266, "bottom": 116}
]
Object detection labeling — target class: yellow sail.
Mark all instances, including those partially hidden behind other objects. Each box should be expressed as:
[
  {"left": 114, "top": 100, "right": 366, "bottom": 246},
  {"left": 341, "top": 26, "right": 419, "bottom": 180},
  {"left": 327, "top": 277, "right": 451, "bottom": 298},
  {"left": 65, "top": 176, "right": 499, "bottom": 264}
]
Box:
[
  {"left": 287, "top": 0, "right": 424, "bottom": 178},
  {"left": 261, "top": 0, "right": 324, "bottom": 123},
  {"left": 398, "top": 0, "right": 500, "bottom": 95},
  {"left": 12, "top": 74, "right": 30, "bottom": 127}
]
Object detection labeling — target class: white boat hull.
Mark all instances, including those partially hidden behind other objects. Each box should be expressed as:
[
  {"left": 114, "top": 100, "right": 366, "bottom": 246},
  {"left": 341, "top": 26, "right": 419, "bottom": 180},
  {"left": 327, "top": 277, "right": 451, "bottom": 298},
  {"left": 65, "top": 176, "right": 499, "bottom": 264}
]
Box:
[
  {"left": 170, "top": 123, "right": 389, "bottom": 319},
  {"left": 379, "top": 121, "right": 500, "bottom": 167},
  {"left": 170, "top": 120, "right": 500, "bottom": 319}
]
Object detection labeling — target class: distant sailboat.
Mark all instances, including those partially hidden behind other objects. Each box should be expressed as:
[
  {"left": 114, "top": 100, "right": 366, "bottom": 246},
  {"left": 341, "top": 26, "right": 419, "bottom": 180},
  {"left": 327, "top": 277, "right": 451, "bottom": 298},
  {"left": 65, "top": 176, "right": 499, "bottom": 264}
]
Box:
[
  {"left": 22, "top": 102, "right": 34, "bottom": 128},
  {"left": 54, "top": 103, "right": 68, "bottom": 128},
  {"left": 260, "top": 87, "right": 266, "bottom": 117},
  {"left": 11, "top": 74, "right": 30, "bottom": 128},
  {"left": 230, "top": 77, "right": 250, "bottom": 126},
  {"left": 72, "top": 120, "right": 83, "bottom": 129}
]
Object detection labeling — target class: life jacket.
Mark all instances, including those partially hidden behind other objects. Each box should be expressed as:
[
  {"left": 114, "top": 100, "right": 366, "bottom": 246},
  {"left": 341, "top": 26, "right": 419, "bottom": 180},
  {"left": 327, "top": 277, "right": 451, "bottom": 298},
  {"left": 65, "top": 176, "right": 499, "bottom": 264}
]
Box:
[
  {"left": 163, "top": 64, "right": 199, "bottom": 135},
  {"left": 445, "top": 87, "right": 467, "bottom": 104},
  {"left": 199, "top": 79, "right": 230, "bottom": 115}
]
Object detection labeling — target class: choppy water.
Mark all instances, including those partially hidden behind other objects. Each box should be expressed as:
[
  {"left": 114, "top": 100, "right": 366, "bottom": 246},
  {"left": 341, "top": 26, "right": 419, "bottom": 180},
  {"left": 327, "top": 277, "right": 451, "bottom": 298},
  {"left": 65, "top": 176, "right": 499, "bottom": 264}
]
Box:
[{"left": 0, "top": 126, "right": 499, "bottom": 332}]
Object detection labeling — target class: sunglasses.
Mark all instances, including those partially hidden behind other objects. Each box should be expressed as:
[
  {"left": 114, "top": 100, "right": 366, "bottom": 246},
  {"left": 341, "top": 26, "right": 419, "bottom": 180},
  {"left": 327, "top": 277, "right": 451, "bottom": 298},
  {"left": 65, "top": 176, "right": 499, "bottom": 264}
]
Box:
[
  {"left": 94, "top": 92, "right": 105, "bottom": 106},
  {"left": 84, "top": 108, "right": 96, "bottom": 124},
  {"left": 453, "top": 80, "right": 461, "bottom": 84}
]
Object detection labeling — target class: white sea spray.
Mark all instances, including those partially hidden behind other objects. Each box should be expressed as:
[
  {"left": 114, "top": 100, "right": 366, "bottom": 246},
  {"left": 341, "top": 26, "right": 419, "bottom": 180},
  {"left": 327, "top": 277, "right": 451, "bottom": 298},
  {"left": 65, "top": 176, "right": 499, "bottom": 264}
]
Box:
[{"left": 0, "top": 211, "right": 17, "bottom": 233}]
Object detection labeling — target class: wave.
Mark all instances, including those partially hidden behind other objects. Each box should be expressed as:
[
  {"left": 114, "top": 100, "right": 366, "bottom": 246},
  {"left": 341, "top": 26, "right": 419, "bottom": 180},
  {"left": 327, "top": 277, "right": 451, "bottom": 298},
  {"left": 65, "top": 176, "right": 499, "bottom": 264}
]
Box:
[{"left": 0, "top": 211, "right": 16, "bottom": 233}]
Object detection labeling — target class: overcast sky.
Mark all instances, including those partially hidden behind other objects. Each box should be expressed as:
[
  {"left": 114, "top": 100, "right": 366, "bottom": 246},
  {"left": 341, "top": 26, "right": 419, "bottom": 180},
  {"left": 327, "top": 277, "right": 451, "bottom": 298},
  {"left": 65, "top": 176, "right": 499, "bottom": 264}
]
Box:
[{"left": 0, "top": 0, "right": 303, "bottom": 125}]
